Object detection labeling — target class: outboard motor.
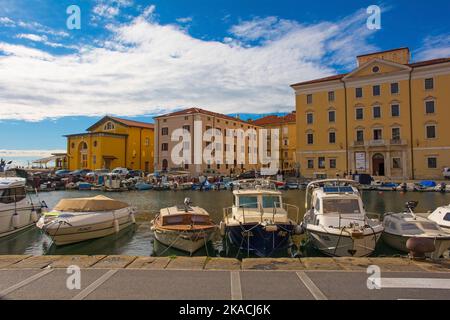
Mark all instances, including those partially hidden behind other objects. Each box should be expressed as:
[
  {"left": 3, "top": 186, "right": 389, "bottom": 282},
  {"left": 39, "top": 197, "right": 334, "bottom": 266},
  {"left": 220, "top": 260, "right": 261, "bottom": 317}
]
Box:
[
  {"left": 439, "top": 182, "right": 446, "bottom": 193},
  {"left": 405, "top": 201, "right": 418, "bottom": 213},
  {"left": 183, "top": 197, "right": 191, "bottom": 211}
]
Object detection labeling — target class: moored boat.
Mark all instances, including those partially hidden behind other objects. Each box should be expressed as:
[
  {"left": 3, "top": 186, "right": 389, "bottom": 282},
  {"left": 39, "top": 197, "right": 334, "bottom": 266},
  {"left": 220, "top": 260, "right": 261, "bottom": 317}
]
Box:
[
  {"left": 302, "top": 179, "right": 384, "bottom": 257},
  {"left": 151, "top": 198, "right": 216, "bottom": 254},
  {"left": 1, "top": 177, "right": 45, "bottom": 238},
  {"left": 427, "top": 204, "right": 450, "bottom": 231},
  {"left": 383, "top": 201, "right": 450, "bottom": 259},
  {"left": 221, "top": 180, "right": 300, "bottom": 257},
  {"left": 37, "top": 195, "right": 137, "bottom": 246}
]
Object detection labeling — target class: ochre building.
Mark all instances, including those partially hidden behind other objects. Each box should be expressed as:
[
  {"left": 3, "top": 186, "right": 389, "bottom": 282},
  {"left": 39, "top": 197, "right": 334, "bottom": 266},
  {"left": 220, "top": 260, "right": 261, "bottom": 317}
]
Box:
[
  {"left": 291, "top": 48, "right": 450, "bottom": 180},
  {"left": 65, "top": 116, "right": 154, "bottom": 172}
]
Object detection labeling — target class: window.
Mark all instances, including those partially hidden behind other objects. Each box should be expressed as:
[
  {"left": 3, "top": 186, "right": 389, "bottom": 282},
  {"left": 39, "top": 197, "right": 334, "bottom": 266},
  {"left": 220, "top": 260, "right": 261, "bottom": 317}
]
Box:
[
  {"left": 239, "top": 196, "right": 258, "bottom": 209},
  {"left": 161, "top": 143, "right": 169, "bottom": 151},
  {"left": 391, "top": 104, "right": 400, "bottom": 117},
  {"left": 329, "top": 132, "right": 336, "bottom": 144},
  {"left": 93, "top": 141, "right": 97, "bottom": 147},
  {"left": 163, "top": 119, "right": 167, "bottom": 122},
  {"left": 161, "top": 127, "right": 169, "bottom": 136},
  {"left": 0, "top": 187, "right": 26, "bottom": 204},
  {"left": 322, "top": 199, "right": 361, "bottom": 214},
  {"left": 307, "top": 133, "right": 314, "bottom": 145},
  {"left": 306, "top": 113, "right": 313, "bottom": 124},
  {"left": 425, "top": 100, "right": 435, "bottom": 114},
  {"left": 184, "top": 164, "right": 189, "bottom": 170},
  {"left": 306, "top": 94, "right": 313, "bottom": 104},
  {"left": 92, "top": 155, "right": 96, "bottom": 165},
  {"left": 356, "top": 108, "right": 364, "bottom": 120},
  {"left": 391, "top": 83, "right": 399, "bottom": 94},
  {"left": 427, "top": 157, "right": 437, "bottom": 169},
  {"left": 373, "top": 85, "right": 381, "bottom": 96},
  {"left": 318, "top": 157, "right": 325, "bottom": 169},
  {"left": 373, "top": 106, "right": 381, "bottom": 118},
  {"left": 104, "top": 122, "right": 115, "bottom": 130},
  {"left": 184, "top": 116, "right": 189, "bottom": 120},
  {"left": 355, "top": 87, "right": 363, "bottom": 98},
  {"left": 71, "top": 142, "right": 75, "bottom": 149},
  {"left": 307, "top": 159, "right": 314, "bottom": 169},
  {"left": 328, "top": 110, "right": 336, "bottom": 123},
  {"left": 426, "top": 125, "right": 436, "bottom": 139},
  {"left": 392, "top": 128, "right": 401, "bottom": 141},
  {"left": 372, "top": 66, "right": 380, "bottom": 73},
  {"left": 356, "top": 130, "right": 364, "bottom": 142},
  {"left": 262, "top": 196, "right": 281, "bottom": 208},
  {"left": 425, "top": 78, "right": 434, "bottom": 90},
  {"left": 373, "top": 129, "right": 382, "bottom": 140},
  {"left": 330, "top": 159, "right": 337, "bottom": 169},
  {"left": 392, "top": 158, "right": 401, "bottom": 169},
  {"left": 182, "top": 125, "right": 190, "bottom": 132},
  {"left": 328, "top": 91, "right": 335, "bottom": 102}
]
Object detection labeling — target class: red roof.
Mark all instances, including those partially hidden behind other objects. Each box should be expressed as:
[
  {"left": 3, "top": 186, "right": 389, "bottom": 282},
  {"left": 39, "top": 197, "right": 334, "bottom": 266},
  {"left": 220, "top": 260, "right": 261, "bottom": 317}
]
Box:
[
  {"left": 252, "top": 113, "right": 296, "bottom": 126},
  {"left": 291, "top": 57, "right": 450, "bottom": 88},
  {"left": 87, "top": 116, "right": 154, "bottom": 131},
  {"left": 154, "top": 107, "right": 258, "bottom": 126}
]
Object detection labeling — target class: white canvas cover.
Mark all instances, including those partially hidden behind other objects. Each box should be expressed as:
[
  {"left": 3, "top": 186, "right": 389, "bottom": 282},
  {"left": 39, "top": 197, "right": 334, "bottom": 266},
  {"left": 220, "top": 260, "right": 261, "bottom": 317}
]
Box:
[{"left": 53, "top": 195, "right": 129, "bottom": 212}]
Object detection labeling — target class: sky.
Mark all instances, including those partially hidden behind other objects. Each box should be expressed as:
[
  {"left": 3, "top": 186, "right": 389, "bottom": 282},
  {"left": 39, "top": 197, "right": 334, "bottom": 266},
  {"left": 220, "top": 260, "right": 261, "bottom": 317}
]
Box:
[{"left": 0, "top": 0, "right": 449, "bottom": 164}]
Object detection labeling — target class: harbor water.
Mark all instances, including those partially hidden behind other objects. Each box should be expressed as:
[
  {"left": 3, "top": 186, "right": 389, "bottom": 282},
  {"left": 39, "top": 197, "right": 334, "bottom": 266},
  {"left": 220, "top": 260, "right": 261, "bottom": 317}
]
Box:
[{"left": 1, "top": 189, "right": 450, "bottom": 257}]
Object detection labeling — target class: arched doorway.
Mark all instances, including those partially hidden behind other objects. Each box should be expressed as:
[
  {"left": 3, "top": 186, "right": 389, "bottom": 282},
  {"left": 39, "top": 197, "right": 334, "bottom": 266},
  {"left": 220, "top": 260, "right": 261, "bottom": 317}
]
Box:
[
  {"left": 79, "top": 142, "right": 88, "bottom": 169},
  {"left": 372, "top": 153, "right": 385, "bottom": 176},
  {"left": 162, "top": 159, "right": 168, "bottom": 171}
]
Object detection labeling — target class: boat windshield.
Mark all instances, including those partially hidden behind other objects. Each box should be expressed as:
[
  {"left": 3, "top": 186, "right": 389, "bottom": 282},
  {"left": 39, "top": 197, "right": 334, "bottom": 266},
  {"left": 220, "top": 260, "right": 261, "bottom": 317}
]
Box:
[
  {"left": 420, "top": 222, "right": 439, "bottom": 230},
  {"left": 401, "top": 223, "right": 423, "bottom": 233},
  {"left": 238, "top": 196, "right": 258, "bottom": 209},
  {"left": 322, "top": 199, "right": 361, "bottom": 214},
  {"left": 163, "top": 214, "right": 210, "bottom": 225},
  {"left": 444, "top": 213, "right": 450, "bottom": 221},
  {"left": 262, "top": 196, "right": 281, "bottom": 208}
]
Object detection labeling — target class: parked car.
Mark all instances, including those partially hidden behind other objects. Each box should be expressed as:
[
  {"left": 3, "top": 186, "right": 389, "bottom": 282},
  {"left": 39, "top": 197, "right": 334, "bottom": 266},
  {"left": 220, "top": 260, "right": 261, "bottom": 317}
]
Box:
[
  {"left": 86, "top": 169, "right": 109, "bottom": 177},
  {"left": 444, "top": 167, "right": 450, "bottom": 179},
  {"left": 55, "top": 169, "right": 72, "bottom": 177},
  {"left": 128, "top": 170, "right": 143, "bottom": 178},
  {"left": 237, "top": 170, "right": 257, "bottom": 179},
  {"left": 70, "top": 169, "right": 92, "bottom": 177},
  {"left": 112, "top": 167, "right": 129, "bottom": 177}
]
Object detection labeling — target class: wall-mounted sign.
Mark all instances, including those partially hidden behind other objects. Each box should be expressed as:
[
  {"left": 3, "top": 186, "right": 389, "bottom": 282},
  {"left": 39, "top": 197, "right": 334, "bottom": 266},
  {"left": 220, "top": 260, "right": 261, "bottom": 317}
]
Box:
[{"left": 355, "top": 152, "right": 366, "bottom": 171}]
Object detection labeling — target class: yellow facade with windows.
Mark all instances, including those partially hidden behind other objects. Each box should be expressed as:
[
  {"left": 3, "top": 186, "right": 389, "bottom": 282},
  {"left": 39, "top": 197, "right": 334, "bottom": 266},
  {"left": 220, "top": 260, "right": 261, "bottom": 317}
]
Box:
[
  {"left": 252, "top": 112, "right": 298, "bottom": 173},
  {"left": 66, "top": 116, "right": 154, "bottom": 172},
  {"left": 292, "top": 48, "right": 450, "bottom": 180}
]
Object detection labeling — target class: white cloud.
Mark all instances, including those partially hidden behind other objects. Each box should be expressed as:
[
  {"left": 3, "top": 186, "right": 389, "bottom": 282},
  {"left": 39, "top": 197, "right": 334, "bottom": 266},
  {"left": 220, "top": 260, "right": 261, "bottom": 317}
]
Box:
[
  {"left": 15, "top": 33, "right": 71, "bottom": 49},
  {"left": 0, "top": 16, "right": 15, "bottom": 27},
  {"left": 415, "top": 34, "right": 450, "bottom": 61},
  {"left": 92, "top": 0, "right": 134, "bottom": 20},
  {"left": 0, "top": 7, "right": 378, "bottom": 122}
]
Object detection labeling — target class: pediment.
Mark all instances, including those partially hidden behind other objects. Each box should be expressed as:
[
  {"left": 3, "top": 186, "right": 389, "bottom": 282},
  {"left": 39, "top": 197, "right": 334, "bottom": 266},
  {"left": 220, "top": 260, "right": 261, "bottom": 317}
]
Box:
[{"left": 343, "top": 58, "right": 411, "bottom": 80}]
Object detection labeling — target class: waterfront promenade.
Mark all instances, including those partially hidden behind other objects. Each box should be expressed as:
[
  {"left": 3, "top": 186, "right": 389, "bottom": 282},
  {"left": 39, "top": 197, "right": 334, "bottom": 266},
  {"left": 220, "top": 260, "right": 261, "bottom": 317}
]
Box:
[{"left": 0, "top": 255, "right": 449, "bottom": 300}]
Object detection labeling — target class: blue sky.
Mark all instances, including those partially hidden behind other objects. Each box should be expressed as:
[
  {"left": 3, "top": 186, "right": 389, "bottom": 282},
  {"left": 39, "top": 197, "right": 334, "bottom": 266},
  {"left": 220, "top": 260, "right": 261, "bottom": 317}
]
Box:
[{"left": 0, "top": 0, "right": 449, "bottom": 162}]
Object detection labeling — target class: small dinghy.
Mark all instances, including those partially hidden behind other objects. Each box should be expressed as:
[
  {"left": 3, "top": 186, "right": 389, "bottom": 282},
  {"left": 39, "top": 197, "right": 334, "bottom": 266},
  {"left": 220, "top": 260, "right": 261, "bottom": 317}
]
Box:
[
  {"left": 37, "top": 195, "right": 137, "bottom": 246},
  {"left": 151, "top": 198, "right": 217, "bottom": 254},
  {"left": 383, "top": 201, "right": 450, "bottom": 259}
]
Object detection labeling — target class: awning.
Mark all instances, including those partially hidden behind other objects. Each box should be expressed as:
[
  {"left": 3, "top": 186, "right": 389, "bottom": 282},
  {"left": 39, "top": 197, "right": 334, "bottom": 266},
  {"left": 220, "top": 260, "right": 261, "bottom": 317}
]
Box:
[{"left": 102, "top": 155, "right": 118, "bottom": 160}]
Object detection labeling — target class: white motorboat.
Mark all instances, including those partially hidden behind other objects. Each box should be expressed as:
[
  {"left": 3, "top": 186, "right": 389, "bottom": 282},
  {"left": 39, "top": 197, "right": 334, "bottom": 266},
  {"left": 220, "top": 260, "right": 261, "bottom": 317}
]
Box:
[
  {"left": 221, "top": 180, "right": 300, "bottom": 257},
  {"left": 37, "top": 195, "right": 137, "bottom": 246},
  {"left": 151, "top": 198, "right": 217, "bottom": 254},
  {"left": 0, "top": 177, "right": 45, "bottom": 238},
  {"left": 383, "top": 201, "right": 450, "bottom": 259},
  {"left": 428, "top": 204, "right": 450, "bottom": 230},
  {"left": 302, "top": 179, "right": 384, "bottom": 257}
]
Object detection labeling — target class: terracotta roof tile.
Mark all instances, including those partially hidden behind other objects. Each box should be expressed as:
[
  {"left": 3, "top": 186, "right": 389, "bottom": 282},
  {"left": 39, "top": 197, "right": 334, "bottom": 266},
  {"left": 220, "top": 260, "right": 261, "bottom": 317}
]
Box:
[
  {"left": 154, "top": 107, "right": 258, "bottom": 126},
  {"left": 109, "top": 116, "right": 154, "bottom": 129},
  {"left": 290, "top": 74, "right": 347, "bottom": 87},
  {"left": 252, "top": 113, "right": 296, "bottom": 126}
]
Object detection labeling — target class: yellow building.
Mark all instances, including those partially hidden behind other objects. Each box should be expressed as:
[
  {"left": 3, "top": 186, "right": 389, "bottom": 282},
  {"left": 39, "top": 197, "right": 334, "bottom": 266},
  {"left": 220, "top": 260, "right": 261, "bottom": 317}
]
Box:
[
  {"left": 66, "top": 116, "right": 154, "bottom": 172},
  {"left": 291, "top": 48, "right": 450, "bottom": 180},
  {"left": 252, "top": 112, "right": 298, "bottom": 173}
]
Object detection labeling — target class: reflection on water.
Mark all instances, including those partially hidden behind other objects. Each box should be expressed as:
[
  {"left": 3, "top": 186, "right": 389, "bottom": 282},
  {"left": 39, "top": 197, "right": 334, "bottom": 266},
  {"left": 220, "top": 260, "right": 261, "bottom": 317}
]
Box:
[{"left": 1, "top": 189, "right": 449, "bottom": 257}]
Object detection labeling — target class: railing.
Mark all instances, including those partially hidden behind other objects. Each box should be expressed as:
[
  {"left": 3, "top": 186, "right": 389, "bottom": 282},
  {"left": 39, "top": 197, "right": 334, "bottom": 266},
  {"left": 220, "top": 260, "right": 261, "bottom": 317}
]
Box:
[
  {"left": 223, "top": 201, "right": 300, "bottom": 225},
  {"left": 353, "top": 140, "right": 365, "bottom": 147},
  {"left": 368, "top": 139, "right": 386, "bottom": 146}
]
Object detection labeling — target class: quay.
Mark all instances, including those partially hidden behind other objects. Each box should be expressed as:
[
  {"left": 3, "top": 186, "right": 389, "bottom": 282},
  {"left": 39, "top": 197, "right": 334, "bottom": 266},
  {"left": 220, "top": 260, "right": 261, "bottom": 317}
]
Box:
[{"left": 0, "top": 255, "right": 449, "bottom": 300}]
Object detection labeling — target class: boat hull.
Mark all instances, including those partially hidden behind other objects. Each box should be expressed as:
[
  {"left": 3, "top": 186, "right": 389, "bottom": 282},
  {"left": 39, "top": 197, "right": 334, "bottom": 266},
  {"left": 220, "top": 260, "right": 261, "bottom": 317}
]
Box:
[
  {"left": 382, "top": 232, "right": 450, "bottom": 259},
  {"left": 306, "top": 228, "right": 382, "bottom": 257},
  {"left": 40, "top": 209, "right": 136, "bottom": 246},
  {"left": 0, "top": 206, "right": 41, "bottom": 238},
  {"left": 153, "top": 228, "right": 215, "bottom": 254},
  {"left": 226, "top": 223, "right": 295, "bottom": 257}
]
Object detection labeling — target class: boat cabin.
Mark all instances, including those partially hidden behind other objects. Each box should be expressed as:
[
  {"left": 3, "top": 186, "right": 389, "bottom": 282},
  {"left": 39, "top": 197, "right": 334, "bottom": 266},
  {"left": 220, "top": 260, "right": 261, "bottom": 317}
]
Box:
[
  {"left": 384, "top": 213, "right": 444, "bottom": 236},
  {"left": 159, "top": 205, "right": 213, "bottom": 227},
  {"left": 0, "top": 178, "right": 27, "bottom": 204}
]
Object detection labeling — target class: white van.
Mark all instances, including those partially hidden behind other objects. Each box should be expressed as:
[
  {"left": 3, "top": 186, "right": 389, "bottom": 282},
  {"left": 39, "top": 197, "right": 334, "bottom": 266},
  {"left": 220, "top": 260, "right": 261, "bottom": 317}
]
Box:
[
  {"left": 443, "top": 167, "right": 450, "bottom": 179},
  {"left": 112, "top": 167, "right": 129, "bottom": 177}
]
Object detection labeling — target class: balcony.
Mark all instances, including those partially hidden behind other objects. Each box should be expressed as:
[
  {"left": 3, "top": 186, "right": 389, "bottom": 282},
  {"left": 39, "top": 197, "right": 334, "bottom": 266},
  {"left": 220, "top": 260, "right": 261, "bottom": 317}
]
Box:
[
  {"left": 390, "top": 139, "right": 407, "bottom": 146},
  {"left": 368, "top": 139, "right": 386, "bottom": 147}
]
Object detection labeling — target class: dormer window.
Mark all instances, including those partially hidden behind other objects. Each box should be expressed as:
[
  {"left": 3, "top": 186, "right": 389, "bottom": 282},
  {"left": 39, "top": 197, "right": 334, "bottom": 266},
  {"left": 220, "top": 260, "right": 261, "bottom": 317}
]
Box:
[{"left": 104, "top": 121, "right": 115, "bottom": 131}]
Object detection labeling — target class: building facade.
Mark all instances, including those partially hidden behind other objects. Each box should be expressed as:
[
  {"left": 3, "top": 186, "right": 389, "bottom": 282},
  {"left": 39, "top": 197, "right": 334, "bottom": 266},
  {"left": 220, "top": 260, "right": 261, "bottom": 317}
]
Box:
[
  {"left": 65, "top": 116, "right": 154, "bottom": 172},
  {"left": 154, "top": 108, "right": 262, "bottom": 176},
  {"left": 252, "top": 112, "right": 298, "bottom": 173},
  {"left": 292, "top": 48, "right": 450, "bottom": 180}
]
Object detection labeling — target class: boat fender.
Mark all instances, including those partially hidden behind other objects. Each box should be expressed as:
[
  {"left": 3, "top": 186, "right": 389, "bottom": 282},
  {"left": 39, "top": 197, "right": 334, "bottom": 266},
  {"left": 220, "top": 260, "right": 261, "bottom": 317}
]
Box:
[
  {"left": 219, "top": 221, "right": 226, "bottom": 237},
  {"left": 114, "top": 219, "right": 120, "bottom": 233},
  {"left": 31, "top": 211, "right": 39, "bottom": 223},
  {"left": 294, "top": 224, "right": 304, "bottom": 235},
  {"left": 12, "top": 213, "right": 20, "bottom": 229},
  {"left": 130, "top": 212, "right": 136, "bottom": 224}
]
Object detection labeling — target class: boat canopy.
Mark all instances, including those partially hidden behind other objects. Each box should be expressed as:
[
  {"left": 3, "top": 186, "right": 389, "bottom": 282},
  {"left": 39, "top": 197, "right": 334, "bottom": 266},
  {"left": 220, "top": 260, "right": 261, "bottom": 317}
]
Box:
[
  {"left": 53, "top": 195, "right": 129, "bottom": 212},
  {"left": 419, "top": 180, "right": 437, "bottom": 188}
]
